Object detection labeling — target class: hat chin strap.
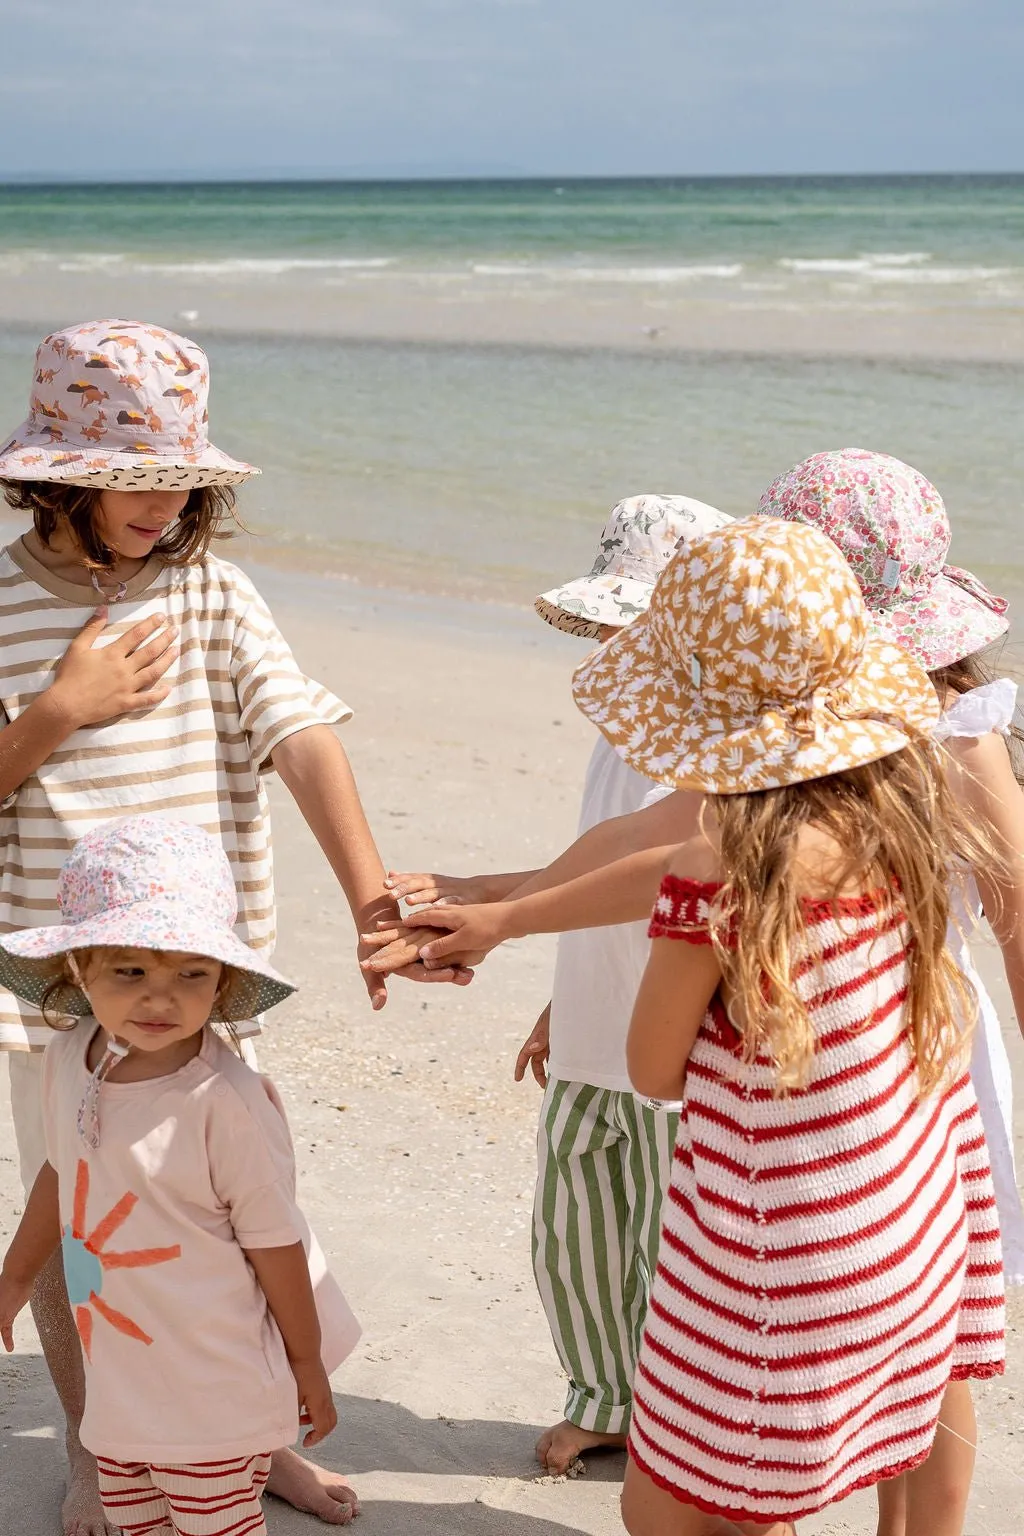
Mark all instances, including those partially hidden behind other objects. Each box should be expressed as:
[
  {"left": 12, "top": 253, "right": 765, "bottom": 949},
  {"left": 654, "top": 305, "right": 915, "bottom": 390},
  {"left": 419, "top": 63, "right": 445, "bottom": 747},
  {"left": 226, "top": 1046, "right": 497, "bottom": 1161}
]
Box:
[{"left": 77, "top": 1035, "right": 131, "bottom": 1152}]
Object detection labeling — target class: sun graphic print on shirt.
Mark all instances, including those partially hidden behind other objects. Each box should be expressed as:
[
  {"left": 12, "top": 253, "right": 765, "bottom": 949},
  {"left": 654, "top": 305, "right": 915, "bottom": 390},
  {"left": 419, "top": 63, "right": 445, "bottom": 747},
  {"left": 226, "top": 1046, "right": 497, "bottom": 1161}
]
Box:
[{"left": 61, "top": 1159, "right": 181, "bottom": 1361}]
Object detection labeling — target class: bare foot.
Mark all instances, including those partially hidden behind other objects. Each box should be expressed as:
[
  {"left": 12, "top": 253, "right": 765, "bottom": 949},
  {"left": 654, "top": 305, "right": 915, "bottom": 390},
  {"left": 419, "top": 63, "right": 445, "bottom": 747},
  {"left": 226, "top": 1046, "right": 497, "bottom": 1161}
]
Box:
[
  {"left": 63, "top": 1445, "right": 118, "bottom": 1536},
  {"left": 265, "top": 1445, "right": 360, "bottom": 1525},
  {"left": 535, "top": 1419, "right": 628, "bottom": 1475}
]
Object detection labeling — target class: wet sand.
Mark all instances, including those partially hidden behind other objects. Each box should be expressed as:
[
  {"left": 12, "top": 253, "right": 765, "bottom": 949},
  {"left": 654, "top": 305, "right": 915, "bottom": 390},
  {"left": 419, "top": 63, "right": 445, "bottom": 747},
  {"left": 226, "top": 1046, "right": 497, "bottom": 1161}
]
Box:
[{"left": 1, "top": 268, "right": 1023, "bottom": 362}]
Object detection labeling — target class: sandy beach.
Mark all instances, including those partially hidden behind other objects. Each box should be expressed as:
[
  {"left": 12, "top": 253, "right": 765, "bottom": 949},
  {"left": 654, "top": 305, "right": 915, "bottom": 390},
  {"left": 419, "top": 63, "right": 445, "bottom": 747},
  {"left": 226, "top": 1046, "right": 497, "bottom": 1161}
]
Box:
[
  {"left": 1, "top": 561, "right": 1021, "bottom": 1536},
  {"left": 1, "top": 267, "right": 1022, "bottom": 363}
]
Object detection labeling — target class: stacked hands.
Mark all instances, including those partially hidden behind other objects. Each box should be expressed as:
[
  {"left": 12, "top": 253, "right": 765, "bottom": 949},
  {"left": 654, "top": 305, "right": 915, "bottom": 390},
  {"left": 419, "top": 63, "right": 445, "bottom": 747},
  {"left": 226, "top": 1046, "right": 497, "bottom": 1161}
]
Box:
[{"left": 363, "top": 873, "right": 551, "bottom": 1086}]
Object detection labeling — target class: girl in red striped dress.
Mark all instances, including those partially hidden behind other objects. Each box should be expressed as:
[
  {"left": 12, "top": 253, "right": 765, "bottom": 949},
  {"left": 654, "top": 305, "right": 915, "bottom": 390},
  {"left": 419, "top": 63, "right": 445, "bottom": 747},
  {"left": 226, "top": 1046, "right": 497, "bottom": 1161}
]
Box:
[{"left": 571, "top": 517, "right": 1006, "bottom": 1536}]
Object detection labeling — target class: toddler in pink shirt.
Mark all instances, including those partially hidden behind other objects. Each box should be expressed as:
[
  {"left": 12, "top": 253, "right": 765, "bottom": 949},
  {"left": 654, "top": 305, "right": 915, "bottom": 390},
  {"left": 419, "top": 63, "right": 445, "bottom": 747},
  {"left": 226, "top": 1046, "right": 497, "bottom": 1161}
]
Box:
[{"left": 0, "top": 815, "right": 360, "bottom": 1535}]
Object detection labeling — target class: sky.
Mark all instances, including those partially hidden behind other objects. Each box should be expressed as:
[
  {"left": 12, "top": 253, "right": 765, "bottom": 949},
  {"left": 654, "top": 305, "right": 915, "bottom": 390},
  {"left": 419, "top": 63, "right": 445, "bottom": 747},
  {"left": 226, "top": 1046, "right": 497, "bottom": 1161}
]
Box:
[{"left": 1, "top": 0, "right": 1021, "bottom": 180}]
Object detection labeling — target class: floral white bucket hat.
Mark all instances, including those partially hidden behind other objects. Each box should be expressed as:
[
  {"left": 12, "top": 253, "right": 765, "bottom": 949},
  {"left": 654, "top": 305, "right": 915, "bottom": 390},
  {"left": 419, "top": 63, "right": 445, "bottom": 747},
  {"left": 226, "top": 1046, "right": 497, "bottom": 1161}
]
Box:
[
  {"left": 0, "top": 319, "right": 259, "bottom": 490},
  {"left": 535, "top": 493, "right": 733, "bottom": 639},
  {"left": 572, "top": 517, "right": 939, "bottom": 795},
  {"left": 0, "top": 815, "right": 293, "bottom": 1022},
  {"left": 756, "top": 448, "right": 1008, "bottom": 672}
]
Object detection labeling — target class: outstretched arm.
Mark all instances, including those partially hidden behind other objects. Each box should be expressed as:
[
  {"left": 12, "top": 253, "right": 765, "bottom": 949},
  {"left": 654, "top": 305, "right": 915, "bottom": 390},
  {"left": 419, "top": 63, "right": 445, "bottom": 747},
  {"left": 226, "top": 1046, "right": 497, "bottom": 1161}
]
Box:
[
  {"left": 362, "top": 841, "right": 680, "bottom": 975},
  {"left": 273, "top": 725, "right": 472, "bottom": 1005},
  {"left": 360, "top": 790, "right": 703, "bottom": 975},
  {"left": 507, "top": 789, "right": 701, "bottom": 899}
]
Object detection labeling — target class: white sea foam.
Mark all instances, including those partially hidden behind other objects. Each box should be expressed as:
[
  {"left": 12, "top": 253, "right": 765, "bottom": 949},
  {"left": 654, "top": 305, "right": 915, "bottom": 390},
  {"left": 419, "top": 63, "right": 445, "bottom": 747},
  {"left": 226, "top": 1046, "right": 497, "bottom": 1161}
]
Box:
[
  {"left": 470, "top": 262, "right": 743, "bottom": 282},
  {"left": 861, "top": 265, "right": 1012, "bottom": 285},
  {"left": 53, "top": 254, "right": 397, "bottom": 276}
]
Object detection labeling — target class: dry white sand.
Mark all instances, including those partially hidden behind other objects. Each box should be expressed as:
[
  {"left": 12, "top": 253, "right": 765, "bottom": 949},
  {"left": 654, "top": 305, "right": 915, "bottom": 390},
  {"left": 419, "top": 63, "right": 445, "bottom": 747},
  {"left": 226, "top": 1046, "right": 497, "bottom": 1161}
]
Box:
[{"left": 1, "top": 565, "right": 1022, "bottom": 1535}]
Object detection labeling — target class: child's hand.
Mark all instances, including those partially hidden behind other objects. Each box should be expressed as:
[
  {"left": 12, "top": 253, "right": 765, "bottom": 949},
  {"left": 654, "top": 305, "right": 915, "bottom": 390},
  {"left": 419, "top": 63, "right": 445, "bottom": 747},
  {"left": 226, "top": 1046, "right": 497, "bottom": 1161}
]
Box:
[
  {"left": 386, "top": 902, "right": 515, "bottom": 970},
  {"left": 360, "top": 921, "right": 483, "bottom": 977},
  {"left": 385, "top": 870, "right": 497, "bottom": 907},
  {"left": 293, "top": 1357, "right": 338, "bottom": 1448},
  {"left": 50, "top": 610, "right": 179, "bottom": 729},
  {"left": 515, "top": 1002, "right": 551, "bottom": 1089},
  {"left": 0, "top": 1270, "right": 33, "bottom": 1351}
]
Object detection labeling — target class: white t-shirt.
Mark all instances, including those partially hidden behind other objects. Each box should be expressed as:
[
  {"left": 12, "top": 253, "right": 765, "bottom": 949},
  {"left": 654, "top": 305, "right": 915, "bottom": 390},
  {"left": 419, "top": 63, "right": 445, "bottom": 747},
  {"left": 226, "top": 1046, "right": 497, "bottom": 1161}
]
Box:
[{"left": 547, "top": 734, "right": 669, "bottom": 1093}]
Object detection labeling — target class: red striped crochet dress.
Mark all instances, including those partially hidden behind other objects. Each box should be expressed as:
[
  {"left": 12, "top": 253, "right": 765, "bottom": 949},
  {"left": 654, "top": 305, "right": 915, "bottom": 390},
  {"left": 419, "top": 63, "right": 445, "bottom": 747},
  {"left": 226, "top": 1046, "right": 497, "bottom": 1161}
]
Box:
[{"left": 629, "top": 875, "right": 1005, "bottom": 1524}]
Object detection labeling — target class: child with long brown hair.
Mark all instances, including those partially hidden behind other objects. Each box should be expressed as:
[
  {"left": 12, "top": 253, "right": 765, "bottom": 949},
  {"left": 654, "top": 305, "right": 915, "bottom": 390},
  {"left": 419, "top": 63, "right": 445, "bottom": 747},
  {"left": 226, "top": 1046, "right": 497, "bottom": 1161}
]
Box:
[{"left": 573, "top": 517, "right": 1005, "bottom": 1536}]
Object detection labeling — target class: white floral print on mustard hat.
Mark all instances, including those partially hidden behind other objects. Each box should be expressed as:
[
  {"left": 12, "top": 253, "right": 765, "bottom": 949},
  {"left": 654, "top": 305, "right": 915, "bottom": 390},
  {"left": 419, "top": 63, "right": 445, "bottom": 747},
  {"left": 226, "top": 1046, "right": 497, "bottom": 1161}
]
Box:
[
  {"left": 572, "top": 517, "right": 939, "bottom": 795},
  {"left": 0, "top": 319, "right": 258, "bottom": 490},
  {"left": 535, "top": 494, "right": 733, "bottom": 639}
]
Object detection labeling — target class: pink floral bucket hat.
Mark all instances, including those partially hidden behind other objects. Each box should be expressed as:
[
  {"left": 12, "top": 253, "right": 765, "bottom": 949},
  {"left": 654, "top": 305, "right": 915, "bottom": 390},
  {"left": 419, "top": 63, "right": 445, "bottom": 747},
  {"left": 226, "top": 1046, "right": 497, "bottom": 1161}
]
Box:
[
  {"left": 0, "top": 816, "right": 293, "bottom": 1022},
  {"left": 756, "top": 448, "right": 1007, "bottom": 672},
  {"left": 572, "top": 517, "right": 938, "bottom": 795},
  {"left": 535, "top": 493, "right": 734, "bottom": 639},
  {"left": 0, "top": 319, "right": 259, "bottom": 490}
]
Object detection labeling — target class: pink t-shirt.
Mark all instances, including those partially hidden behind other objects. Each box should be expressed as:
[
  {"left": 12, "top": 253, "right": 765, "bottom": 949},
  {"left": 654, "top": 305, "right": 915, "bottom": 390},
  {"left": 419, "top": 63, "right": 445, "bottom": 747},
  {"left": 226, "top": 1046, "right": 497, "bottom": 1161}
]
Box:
[{"left": 42, "top": 1021, "right": 360, "bottom": 1463}]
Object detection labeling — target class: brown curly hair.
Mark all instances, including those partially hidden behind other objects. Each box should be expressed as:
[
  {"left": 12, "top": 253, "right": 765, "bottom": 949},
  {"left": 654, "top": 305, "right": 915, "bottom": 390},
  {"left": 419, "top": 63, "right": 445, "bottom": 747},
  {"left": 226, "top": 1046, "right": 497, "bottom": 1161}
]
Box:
[{"left": 1, "top": 479, "right": 242, "bottom": 572}]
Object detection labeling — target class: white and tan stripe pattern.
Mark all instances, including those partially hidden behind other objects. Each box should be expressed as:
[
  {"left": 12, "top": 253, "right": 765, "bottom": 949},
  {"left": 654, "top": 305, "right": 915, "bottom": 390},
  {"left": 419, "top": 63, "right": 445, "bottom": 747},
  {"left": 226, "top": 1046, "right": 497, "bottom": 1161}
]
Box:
[
  {"left": 0, "top": 541, "right": 350, "bottom": 1050},
  {"left": 630, "top": 875, "right": 1005, "bottom": 1524}
]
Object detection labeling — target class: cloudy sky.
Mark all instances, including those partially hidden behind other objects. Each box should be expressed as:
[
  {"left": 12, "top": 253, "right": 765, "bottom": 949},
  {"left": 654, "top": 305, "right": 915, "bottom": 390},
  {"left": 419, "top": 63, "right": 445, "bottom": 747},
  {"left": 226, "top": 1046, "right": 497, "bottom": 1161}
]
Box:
[{"left": 2, "top": 0, "right": 1021, "bottom": 179}]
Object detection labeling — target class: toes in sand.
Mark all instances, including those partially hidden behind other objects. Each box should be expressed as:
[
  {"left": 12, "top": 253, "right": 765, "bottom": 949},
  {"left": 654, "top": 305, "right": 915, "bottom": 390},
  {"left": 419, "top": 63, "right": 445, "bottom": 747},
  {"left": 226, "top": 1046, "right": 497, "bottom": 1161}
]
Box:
[
  {"left": 535, "top": 1420, "right": 628, "bottom": 1476},
  {"left": 265, "top": 1445, "right": 360, "bottom": 1525}
]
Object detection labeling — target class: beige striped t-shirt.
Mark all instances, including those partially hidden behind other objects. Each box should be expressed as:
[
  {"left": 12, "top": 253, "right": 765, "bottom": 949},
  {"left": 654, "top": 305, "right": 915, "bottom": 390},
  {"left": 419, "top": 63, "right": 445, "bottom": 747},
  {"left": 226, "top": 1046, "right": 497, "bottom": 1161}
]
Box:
[{"left": 0, "top": 538, "right": 351, "bottom": 1051}]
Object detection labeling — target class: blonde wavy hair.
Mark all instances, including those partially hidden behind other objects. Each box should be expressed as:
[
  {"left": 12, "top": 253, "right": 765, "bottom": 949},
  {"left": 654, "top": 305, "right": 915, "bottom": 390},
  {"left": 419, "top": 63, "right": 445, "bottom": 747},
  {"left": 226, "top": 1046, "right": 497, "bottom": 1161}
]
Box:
[{"left": 703, "top": 740, "right": 995, "bottom": 1097}]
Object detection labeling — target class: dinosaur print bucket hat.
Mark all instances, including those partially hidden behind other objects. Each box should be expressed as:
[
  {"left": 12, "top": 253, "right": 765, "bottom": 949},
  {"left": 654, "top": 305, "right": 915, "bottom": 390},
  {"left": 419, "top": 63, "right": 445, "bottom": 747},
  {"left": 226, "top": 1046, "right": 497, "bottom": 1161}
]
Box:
[
  {"left": 0, "top": 816, "right": 294, "bottom": 1022},
  {"left": 572, "top": 517, "right": 939, "bottom": 795},
  {"left": 0, "top": 319, "right": 259, "bottom": 490},
  {"left": 535, "top": 494, "right": 734, "bottom": 639},
  {"left": 756, "top": 448, "right": 1008, "bottom": 672}
]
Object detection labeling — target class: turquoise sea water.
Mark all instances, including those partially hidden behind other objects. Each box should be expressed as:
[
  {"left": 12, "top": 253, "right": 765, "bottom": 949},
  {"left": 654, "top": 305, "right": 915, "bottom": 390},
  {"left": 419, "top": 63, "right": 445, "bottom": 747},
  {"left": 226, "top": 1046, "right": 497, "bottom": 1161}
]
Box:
[
  {"left": 2, "top": 177, "right": 1023, "bottom": 289},
  {"left": 0, "top": 178, "right": 1021, "bottom": 601}
]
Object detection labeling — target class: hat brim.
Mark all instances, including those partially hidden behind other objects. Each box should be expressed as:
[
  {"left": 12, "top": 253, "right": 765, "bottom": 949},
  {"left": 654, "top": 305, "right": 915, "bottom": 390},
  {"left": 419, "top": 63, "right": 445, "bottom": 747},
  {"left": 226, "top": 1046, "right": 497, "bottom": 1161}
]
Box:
[
  {"left": 572, "top": 616, "right": 940, "bottom": 795},
  {"left": 870, "top": 570, "right": 1009, "bottom": 672},
  {"left": 535, "top": 573, "right": 655, "bottom": 639},
  {"left": 0, "top": 428, "right": 259, "bottom": 489},
  {"left": 0, "top": 900, "right": 293, "bottom": 1022}
]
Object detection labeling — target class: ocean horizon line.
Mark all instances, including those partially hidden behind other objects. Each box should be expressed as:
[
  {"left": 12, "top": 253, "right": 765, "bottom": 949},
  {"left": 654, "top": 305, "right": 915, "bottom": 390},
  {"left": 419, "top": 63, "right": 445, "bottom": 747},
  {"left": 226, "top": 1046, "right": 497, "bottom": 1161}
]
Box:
[{"left": 2, "top": 170, "right": 1024, "bottom": 190}]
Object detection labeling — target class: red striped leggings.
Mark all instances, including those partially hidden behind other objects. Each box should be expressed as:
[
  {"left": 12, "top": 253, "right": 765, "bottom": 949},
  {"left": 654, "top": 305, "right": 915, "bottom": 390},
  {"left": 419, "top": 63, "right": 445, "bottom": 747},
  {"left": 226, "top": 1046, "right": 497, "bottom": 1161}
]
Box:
[{"left": 96, "top": 1452, "right": 272, "bottom": 1536}]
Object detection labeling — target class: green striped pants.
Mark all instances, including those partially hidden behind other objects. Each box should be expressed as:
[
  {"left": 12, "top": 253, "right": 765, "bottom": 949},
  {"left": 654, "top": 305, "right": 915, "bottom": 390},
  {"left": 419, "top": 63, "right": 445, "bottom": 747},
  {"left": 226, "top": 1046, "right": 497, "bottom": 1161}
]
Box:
[{"left": 532, "top": 1077, "right": 679, "bottom": 1434}]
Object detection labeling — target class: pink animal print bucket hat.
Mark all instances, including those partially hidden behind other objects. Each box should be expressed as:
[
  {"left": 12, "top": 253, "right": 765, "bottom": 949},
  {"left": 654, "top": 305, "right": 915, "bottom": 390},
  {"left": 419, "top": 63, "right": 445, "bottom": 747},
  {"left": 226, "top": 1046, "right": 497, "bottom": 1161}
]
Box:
[
  {"left": 0, "top": 319, "right": 258, "bottom": 490},
  {"left": 0, "top": 816, "right": 293, "bottom": 1022},
  {"left": 535, "top": 493, "right": 734, "bottom": 639},
  {"left": 756, "top": 448, "right": 1007, "bottom": 672}
]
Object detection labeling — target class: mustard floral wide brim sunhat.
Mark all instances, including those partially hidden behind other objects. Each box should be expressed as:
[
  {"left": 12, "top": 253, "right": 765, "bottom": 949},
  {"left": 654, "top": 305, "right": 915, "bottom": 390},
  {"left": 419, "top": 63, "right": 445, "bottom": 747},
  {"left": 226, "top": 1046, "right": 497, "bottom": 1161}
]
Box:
[
  {"left": 0, "top": 319, "right": 259, "bottom": 490},
  {"left": 572, "top": 517, "right": 940, "bottom": 795}
]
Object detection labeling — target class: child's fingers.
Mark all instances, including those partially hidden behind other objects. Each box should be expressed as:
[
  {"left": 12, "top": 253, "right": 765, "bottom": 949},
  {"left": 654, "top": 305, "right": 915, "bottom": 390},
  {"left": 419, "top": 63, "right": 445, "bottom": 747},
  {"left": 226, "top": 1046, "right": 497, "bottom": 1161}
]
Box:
[
  {"left": 1, "top": 1322, "right": 14, "bottom": 1352},
  {"left": 360, "top": 968, "right": 388, "bottom": 1011},
  {"left": 400, "top": 905, "right": 463, "bottom": 931},
  {"left": 361, "top": 925, "right": 402, "bottom": 945},
  {"left": 531, "top": 1053, "right": 549, "bottom": 1089},
  {"left": 418, "top": 931, "right": 464, "bottom": 962}
]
